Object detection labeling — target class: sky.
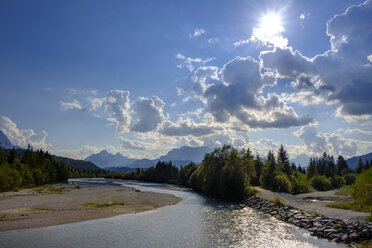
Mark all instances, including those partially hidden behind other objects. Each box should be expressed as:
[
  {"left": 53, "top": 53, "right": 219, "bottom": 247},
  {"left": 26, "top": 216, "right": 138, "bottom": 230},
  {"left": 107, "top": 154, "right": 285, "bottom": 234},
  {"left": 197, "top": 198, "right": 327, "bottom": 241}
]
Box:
[{"left": 0, "top": 0, "right": 371, "bottom": 162}]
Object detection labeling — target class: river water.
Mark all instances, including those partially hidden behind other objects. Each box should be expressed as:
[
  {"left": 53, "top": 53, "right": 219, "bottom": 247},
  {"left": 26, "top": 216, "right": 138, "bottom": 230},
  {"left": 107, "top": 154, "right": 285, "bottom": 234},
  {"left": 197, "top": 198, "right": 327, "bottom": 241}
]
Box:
[{"left": 0, "top": 180, "right": 343, "bottom": 248}]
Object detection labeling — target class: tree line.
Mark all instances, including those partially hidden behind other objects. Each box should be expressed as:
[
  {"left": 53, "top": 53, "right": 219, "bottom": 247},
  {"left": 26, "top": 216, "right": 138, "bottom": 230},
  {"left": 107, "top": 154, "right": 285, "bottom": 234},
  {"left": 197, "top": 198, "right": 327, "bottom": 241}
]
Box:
[
  {"left": 0, "top": 146, "right": 106, "bottom": 192},
  {"left": 106, "top": 144, "right": 371, "bottom": 202}
]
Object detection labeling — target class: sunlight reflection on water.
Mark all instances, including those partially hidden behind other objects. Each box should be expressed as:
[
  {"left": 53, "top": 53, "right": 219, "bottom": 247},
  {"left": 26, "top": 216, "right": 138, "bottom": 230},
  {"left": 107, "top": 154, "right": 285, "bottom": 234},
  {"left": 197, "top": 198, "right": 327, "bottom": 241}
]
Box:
[{"left": 0, "top": 180, "right": 343, "bottom": 248}]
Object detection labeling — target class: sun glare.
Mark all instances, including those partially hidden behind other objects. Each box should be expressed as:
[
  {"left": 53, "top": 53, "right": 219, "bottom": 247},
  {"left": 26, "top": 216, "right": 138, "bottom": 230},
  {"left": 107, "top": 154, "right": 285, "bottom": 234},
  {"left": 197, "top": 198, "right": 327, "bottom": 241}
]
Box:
[{"left": 259, "top": 13, "right": 284, "bottom": 36}]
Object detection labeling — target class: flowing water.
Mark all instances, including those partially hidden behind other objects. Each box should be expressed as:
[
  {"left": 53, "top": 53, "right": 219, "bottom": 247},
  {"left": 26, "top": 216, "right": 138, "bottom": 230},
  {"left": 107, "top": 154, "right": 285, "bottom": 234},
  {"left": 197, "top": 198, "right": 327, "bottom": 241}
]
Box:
[{"left": 0, "top": 180, "right": 343, "bottom": 248}]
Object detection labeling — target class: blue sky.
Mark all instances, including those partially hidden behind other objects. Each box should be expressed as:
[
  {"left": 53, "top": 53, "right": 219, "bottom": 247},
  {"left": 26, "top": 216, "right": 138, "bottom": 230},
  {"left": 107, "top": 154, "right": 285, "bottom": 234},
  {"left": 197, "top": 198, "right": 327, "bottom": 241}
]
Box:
[{"left": 1, "top": 0, "right": 371, "bottom": 162}]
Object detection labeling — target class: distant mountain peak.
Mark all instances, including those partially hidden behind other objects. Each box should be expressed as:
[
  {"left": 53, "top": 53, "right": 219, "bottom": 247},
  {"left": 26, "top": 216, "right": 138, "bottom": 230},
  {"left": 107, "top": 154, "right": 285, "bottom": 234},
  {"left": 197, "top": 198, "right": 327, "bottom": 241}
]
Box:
[{"left": 0, "top": 130, "right": 13, "bottom": 149}]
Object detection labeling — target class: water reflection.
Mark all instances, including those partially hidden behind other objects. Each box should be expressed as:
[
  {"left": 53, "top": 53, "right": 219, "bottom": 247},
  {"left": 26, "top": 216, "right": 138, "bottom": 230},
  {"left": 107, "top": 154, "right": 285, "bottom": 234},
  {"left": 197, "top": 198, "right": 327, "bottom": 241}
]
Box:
[{"left": 0, "top": 180, "right": 343, "bottom": 248}]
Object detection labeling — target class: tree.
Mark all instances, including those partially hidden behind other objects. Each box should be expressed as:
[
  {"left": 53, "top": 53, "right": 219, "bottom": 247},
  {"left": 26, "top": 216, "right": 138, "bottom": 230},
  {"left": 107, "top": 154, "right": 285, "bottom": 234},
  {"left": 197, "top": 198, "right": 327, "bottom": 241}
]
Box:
[
  {"left": 277, "top": 145, "right": 291, "bottom": 177},
  {"left": 8, "top": 148, "right": 17, "bottom": 164},
  {"left": 307, "top": 158, "right": 317, "bottom": 178},
  {"left": 261, "top": 150, "right": 277, "bottom": 190},
  {"left": 336, "top": 155, "right": 348, "bottom": 176},
  {"left": 356, "top": 158, "right": 364, "bottom": 174}
]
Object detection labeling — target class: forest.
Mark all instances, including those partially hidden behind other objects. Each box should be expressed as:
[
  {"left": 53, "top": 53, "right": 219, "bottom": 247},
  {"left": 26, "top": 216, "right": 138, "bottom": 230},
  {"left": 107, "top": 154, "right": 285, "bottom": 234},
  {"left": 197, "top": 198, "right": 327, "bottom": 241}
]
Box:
[
  {"left": 105, "top": 145, "right": 372, "bottom": 204},
  {"left": 0, "top": 146, "right": 106, "bottom": 192}
]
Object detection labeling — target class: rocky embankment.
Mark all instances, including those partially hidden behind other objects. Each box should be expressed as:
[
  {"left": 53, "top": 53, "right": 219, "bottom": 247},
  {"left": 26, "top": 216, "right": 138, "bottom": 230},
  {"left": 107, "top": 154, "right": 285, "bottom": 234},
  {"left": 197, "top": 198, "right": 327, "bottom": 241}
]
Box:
[{"left": 244, "top": 195, "right": 372, "bottom": 245}]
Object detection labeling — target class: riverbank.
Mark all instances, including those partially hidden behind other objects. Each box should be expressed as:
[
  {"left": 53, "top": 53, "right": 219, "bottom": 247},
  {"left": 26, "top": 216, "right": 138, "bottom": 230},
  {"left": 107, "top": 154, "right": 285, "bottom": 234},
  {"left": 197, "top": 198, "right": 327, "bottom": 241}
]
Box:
[
  {"left": 0, "top": 183, "right": 181, "bottom": 232},
  {"left": 246, "top": 188, "right": 372, "bottom": 245}
]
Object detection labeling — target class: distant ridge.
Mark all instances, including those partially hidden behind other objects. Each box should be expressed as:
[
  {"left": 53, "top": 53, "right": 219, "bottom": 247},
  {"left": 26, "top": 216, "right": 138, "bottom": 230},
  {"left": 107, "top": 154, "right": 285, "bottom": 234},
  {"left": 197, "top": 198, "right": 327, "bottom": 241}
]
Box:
[
  {"left": 84, "top": 150, "right": 136, "bottom": 168},
  {"left": 85, "top": 146, "right": 214, "bottom": 169},
  {"left": 346, "top": 152, "right": 372, "bottom": 170}
]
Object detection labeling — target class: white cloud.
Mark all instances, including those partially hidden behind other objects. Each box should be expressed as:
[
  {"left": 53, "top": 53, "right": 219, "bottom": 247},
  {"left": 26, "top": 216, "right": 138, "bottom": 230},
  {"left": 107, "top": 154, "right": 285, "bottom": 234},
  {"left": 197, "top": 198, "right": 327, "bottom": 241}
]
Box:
[
  {"left": 208, "top": 37, "right": 220, "bottom": 44},
  {"left": 367, "top": 54, "right": 372, "bottom": 62},
  {"left": 176, "top": 53, "right": 214, "bottom": 72},
  {"left": 159, "top": 117, "right": 217, "bottom": 137},
  {"left": 299, "top": 14, "right": 305, "bottom": 20},
  {"left": 201, "top": 56, "right": 313, "bottom": 129},
  {"left": 130, "top": 96, "right": 165, "bottom": 132},
  {"left": 104, "top": 90, "right": 131, "bottom": 133},
  {"left": 294, "top": 125, "right": 372, "bottom": 158},
  {"left": 190, "top": 28, "right": 206, "bottom": 38},
  {"left": 118, "top": 137, "right": 147, "bottom": 151},
  {"left": 0, "top": 116, "right": 49, "bottom": 149},
  {"left": 259, "top": 1, "right": 372, "bottom": 122},
  {"left": 60, "top": 99, "right": 85, "bottom": 111}
]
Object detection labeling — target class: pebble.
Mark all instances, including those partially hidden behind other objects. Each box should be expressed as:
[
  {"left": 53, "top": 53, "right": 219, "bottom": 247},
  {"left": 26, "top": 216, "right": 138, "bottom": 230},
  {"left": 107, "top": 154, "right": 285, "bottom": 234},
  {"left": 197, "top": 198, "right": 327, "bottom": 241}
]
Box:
[{"left": 243, "top": 195, "right": 372, "bottom": 245}]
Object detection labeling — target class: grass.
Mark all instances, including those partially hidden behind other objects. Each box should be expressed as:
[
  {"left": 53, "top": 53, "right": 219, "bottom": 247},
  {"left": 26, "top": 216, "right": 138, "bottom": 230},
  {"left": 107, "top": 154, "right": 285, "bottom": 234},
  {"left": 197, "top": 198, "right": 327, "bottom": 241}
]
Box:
[
  {"left": 326, "top": 201, "right": 372, "bottom": 213},
  {"left": 334, "top": 186, "right": 353, "bottom": 196},
  {"left": 33, "top": 185, "right": 68, "bottom": 194},
  {"left": 80, "top": 201, "right": 125, "bottom": 208},
  {"left": 309, "top": 211, "right": 321, "bottom": 217},
  {"left": 272, "top": 196, "right": 285, "bottom": 206},
  {"left": 134, "top": 189, "right": 141, "bottom": 192}
]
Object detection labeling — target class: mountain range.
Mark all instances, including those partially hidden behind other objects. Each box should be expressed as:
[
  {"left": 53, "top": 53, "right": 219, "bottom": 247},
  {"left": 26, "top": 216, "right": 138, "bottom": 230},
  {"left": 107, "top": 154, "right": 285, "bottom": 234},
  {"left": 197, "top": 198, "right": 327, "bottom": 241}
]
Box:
[{"left": 85, "top": 146, "right": 213, "bottom": 170}]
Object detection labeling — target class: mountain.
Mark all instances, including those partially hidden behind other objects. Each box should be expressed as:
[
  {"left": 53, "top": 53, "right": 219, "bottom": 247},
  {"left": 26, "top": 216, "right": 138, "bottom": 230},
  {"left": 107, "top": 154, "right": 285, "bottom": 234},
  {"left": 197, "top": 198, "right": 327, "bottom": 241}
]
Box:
[
  {"left": 346, "top": 152, "right": 372, "bottom": 170},
  {"left": 85, "top": 146, "right": 214, "bottom": 169},
  {"left": 0, "top": 130, "right": 13, "bottom": 149},
  {"left": 84, "top": 150, "right": 136, "bottom": 168},
  {"left": 158, "top": 146, "right": 212, "bottom": 162},
  {"left": 105, "top": 167, "right": 137, "bottom": 173}
]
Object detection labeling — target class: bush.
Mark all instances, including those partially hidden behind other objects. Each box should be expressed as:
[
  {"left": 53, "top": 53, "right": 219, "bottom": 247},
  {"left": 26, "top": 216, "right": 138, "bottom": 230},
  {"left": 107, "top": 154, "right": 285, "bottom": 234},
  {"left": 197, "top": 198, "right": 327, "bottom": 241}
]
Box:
[
  {"left": 291, "top": 172, "right": 311, "bottom": 194},
  {"left": 330, "top": 176, "right": 345, "bottom": 189},
  {"left": 311, "top": 175, "right": 333, "bottom": 191},
  {"left": 272, "top": 173, "right": 292, "bottom": 193},
  {"left": 272, "top": 196, "right": 285, "bottom": 206},
  {"left": 352, "top": 167, "right": 372, "bottom": 206},
  {"left": 343, "top": 174, "right": 357, "bottom": 185}
]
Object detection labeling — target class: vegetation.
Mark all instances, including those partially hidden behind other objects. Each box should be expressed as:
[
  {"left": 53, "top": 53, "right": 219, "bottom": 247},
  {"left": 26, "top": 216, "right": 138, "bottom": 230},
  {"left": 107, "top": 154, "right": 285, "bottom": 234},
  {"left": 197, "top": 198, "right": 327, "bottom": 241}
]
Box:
[
  {"left": 272, "top": 196, "right": 285, "bottom": 206},
  {"left": 326, "top": 167, "right": 372, "bottom": 218},
  {"left": 0, "top": 146, "right": 107, "bottom": 192},
  {"left": 80, "top": 201, "right": 125, "bottom": 208},
  {"left": 0, "top": 146, "right": 69, "bottom": 192}
]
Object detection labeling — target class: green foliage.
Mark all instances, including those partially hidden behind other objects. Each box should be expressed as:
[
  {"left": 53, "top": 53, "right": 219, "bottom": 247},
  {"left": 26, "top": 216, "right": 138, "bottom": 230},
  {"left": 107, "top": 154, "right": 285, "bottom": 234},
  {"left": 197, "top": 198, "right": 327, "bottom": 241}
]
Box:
[
  {"left": 272, "top": 173, "right": 292, "bottom": 193},
  {"left": 343, "top": 173, "right": 357, "bottom": 185},
  {"left": 329, "top": 175, "right": 345, "bottom": 189},
  {"left": 291, "top": 172, "right": 311, "bottom": 194},
  {"left": 81, "top": 201, "right": 125, "bottom": 208},
  {"left": 277, "top": 144, "right": 291, "bottom": 177},
  {"left": 272, "top": 196, "right": 285, "bottom": 206},
  {"left": 356, "top": 157, "right": 364, "bottom": 174},
  {"left": 310, "top": 175, "right": 333, "bottom": 191},
  {"left": 326, "top": 201, "right": 372, "bottom": 213},
  {"left": 0, "top": 146, "right": 70, "bottom": 192},
  {"left": 352, "top": 167, "right": 372, "bottom": 206}
]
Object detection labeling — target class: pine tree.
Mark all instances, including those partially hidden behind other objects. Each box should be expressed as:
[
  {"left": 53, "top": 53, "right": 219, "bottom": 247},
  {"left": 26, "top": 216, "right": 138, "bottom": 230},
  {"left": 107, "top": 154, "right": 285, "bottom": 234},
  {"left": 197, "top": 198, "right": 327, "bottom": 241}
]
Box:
[
  {"left": 336, "top": 155, "right": 348, "bottom": 175},
  {"left": 356, "top": 158, "right": 364, "bottom": 174},
  {"left": 307, "top": 158, "right": 317, "bottom": 178},
  {"left": 277, "top": 145, "right": 291, "bottom": 177}
]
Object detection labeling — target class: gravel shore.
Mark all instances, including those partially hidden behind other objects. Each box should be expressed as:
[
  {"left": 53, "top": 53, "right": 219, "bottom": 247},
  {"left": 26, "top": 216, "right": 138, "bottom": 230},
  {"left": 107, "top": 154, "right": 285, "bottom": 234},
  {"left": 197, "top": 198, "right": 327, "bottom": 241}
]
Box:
[
  {"left": 253, "top": 187, "right": 370, "bottom": 222},
  {"left": 0, "top": 184, "right": 181, "bottom": 232}
]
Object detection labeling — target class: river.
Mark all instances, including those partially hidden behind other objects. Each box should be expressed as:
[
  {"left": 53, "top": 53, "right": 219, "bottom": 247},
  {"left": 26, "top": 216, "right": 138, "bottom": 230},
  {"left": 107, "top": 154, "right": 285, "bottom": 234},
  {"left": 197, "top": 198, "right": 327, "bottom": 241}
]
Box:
[{"left": 0, "top": 179, "right": 343, "bottom": 248}]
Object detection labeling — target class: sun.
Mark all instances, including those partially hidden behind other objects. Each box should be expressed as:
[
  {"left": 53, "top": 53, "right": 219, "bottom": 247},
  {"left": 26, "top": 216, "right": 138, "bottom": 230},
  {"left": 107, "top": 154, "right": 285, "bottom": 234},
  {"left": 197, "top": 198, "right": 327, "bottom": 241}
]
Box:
[{"left": 259, "top": 13, "right": 284, "bottom": 36}]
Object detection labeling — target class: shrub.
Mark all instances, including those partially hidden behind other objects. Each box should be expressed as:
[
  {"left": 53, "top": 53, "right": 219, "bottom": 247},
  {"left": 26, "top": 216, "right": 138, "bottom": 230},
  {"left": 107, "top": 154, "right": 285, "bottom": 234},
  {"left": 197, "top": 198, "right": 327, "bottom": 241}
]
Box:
[
  {"left": 273, "top": 173, "right": 292, "bottom": 193},
  {"left": 311, "top": 175, "right": 333, "bottom": 191},
  {"left": 272, "top": 196, "right": 285, "bottom": 206},
  {"left": 330, "top": 176, "right": 345, "bottom": 189},
  {"left": 352, "top": 167, "right": 372, "bottom": 206},
  {"left": 291, "top": 172, "right": 311, "bottom": 194},
  {"left": 343, "top": 174, "right": 357, "bottom": 185}
]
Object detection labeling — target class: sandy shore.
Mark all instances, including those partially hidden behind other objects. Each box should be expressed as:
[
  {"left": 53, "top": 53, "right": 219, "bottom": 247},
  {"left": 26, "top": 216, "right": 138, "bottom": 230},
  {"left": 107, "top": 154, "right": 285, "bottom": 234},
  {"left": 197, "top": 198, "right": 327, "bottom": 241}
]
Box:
[{"left": 0, "top": 183, "right": 181, "bottom": 232}]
